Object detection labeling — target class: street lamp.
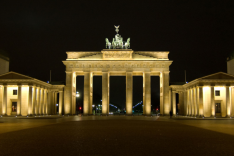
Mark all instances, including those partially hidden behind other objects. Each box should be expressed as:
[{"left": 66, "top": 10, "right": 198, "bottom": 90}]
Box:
[{"left": 76, "top": 92, "right": 80, "bottom": 97}]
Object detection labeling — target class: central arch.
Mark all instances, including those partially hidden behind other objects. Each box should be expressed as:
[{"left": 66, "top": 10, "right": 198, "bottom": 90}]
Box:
[{"left": 63, "top": 49, "right": 172, "bottom": 115}]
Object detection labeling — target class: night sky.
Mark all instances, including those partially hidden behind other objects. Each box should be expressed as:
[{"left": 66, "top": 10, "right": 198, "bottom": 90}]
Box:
[{"left": 1, "top": 1, "right": 234, "bottom": 109}]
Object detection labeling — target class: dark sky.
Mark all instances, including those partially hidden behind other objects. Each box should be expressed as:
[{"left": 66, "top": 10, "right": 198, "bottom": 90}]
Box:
[{"left": 1, "top": 0, "right": 234, "bottom": 108}]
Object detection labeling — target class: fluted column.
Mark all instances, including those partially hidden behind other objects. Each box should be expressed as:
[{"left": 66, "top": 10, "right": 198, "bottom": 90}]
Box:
[
  {"left": 222, "top": 86, "right": 229, "bottom": 117},
  {"left": 0, "top": 86, "right": 3, "bottom": 115},
  {"left": 17, "top": 85, "right": 22, "bottom": 116},
  {"left": 59, "top": 91, "right": 64, "bottom": 115},
  {"left": 188, "top": 89, "right": 191, "bottom": 115},
  {"left": 211, "top": 86, "right": 215, "bottom": 116},
  {"left": 64, "top": 71, "right": 75, "bottom": 115},
  {"left": 54, "top": 92, "right": 58, "bottom": 114},
  {"left": 89, "top": 72, "right": 93, "bottom": 115},
  {"left": 183, "top": 90, "right": 187, "bottom": 115},
  {"left": 32, "top": 86, "right": 36, "bottom": 115},
  {"left": 3, "top": 85, "right": 7, "bottom": 115},
  {"left": 226, "top": 86, "right": 231, "bottom": 117},
  {"left": 143, "top": 72, "right": 151, "bottom": 115},
  {"left": 102, "top": 72, "right": 109, "bottom": 115},
  {"left": 44, "top": 90, "right": 48, "bottom": 114},
  {"left": 47, "top": 90, "right": 52, "bottom": 115},
  {"left": 172, "top": 91, "right": 176, "bottom": 115},
  {"left": 40, "top": 88, "right": 44, "bottom": 115},
  {"left": 193, "top": 87, "right": 197, "bottom": 116},
  {"left": 178, "top": 91, "right": 184, "bottom": 115},
  {"left": 83, "top": 72, "right": 93, "bottom": 115},
  {"left": 160, "top": 71, "right": 170, "bottom": 115},
  {"left": 28, "top": 85, "right": 33, "bottom": 115},
  {"left": 126, "top": 72, "right": 133, "bottom": 115},
  {"left": 198, "top": 86, "right": 203, "bottom": 116},
  {"left": 231, "top": 87, "right": 234, "bottom": 117}
]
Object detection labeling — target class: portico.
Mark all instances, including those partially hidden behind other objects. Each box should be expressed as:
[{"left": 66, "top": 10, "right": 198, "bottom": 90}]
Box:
[
  {"left": 63, "top": 49, "right": 172, "bottom": 115},
  {"left": 170, "top": 72, "right": 234, "bottom": 117},
  {"left": 0, "top": 72, "right": 64, "bottom": 116}
]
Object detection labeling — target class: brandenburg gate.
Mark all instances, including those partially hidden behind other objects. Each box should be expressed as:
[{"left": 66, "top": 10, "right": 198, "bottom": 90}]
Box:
[{"left": 63, "top": 26, "right": 173, "bottom": 116}]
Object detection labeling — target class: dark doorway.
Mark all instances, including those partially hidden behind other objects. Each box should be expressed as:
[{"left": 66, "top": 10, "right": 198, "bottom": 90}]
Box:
[
  {"left": 215, "top": 103, "right": 221, "bottom": 116},
  {"left": 133, "top": 76, "right": 143, "bottom": 114},
  {"left": 12, "top": 102, "right": 17, "bottom": 112},
  {"left": 110, "top": 76, "right": 125, "bottom": 114},
  {"left": 93, "top": 76, "right": 102, "bottom": 115},
  {"left": 76, "top": 76, "right": 84, "bottom": 114},
  {"left": 151, "top": 76, "right": 160, "bottom": 114}
]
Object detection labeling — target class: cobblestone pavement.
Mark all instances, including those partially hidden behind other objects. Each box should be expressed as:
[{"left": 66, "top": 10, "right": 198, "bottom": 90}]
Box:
[{"left": 0, "top": 115, "right": 234, "bottom": 155}]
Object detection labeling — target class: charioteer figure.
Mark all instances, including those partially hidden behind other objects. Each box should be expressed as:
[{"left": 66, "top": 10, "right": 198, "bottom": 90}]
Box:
[{"left": 105, "top": 25, "right": 130, "bottom": 49}]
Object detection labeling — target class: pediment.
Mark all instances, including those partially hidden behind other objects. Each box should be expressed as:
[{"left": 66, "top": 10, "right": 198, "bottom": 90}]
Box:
[
  {"left": 201, "top": 72, "right": 234, "bottom": 80},
  {"left": 0, "top": 72, "right": 32, "bottom": 80}
]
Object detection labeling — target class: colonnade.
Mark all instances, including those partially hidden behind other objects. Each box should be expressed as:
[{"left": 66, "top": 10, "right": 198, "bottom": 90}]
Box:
[
  {"left": 171, "top": 85, "right": 234, "bottom": 117},
  {"left": 0, "top": 85, "right": 64, "bottom": 116},
  {"left": 64, "top": 71, "right": 170, "bottom": 116}
]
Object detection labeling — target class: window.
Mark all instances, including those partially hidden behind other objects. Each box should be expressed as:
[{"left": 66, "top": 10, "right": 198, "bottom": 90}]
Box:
[
  {"left": 215, "top": 90, "right": 220, "bottom": 96},
  {"left": 13, "top": 90, "right": 17, "bottom": 95}
]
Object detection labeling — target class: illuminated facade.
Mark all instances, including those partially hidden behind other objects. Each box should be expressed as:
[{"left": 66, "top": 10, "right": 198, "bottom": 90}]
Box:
[
  {"left": 63, "top": 49, "right": 172, "bottom": 115},
  {"left": 0, "top": 72, "right": 64, "bottom": 116},
  {"left": 170, "top": 72, "right": 234, "bottom": 117}
]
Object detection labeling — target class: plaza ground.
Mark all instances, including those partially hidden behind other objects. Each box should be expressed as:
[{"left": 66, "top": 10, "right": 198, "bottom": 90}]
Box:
[{"left": 0, "top": 115, "right": 234, "bottom": 155}]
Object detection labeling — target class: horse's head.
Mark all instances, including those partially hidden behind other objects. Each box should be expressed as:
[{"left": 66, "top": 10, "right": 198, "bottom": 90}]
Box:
[{"left": 127, "top": 38, "right": 130, "bottom": 42}]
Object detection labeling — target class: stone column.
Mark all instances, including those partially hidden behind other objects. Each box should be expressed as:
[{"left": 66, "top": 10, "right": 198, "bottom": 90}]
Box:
[
  {"left": 143, "top": 72, "right": 151, "bottom": 115},
  {"left": 0, "top": 86, "right": 3, "bottom": 115},
  {"left": 160, "top": 71, "right": 170, "bottom": 115},
  {"left": 83, "top": 72, "right": 92, "bottom": 115},
  {"left": 47, "top": 90, "right": 52, "bottom": 115},
  {"left": 226, "top": 86, "right": 231, "bottom": 117},
  {"left": 126, "top": 72, "right": 133, "bottom": 115},
  {"left": 187, "top": 89, "right": 190, "bottom": 115},
  {"left": 17, "top": 85, "right": 22, "bottom": 116},
  {"left": 40, "top": 88, "right": 44, "bottom": 115},
  {"left": 178, "top": 91, "right": 184, "bottom": 115},
  {"left": 198, "top": 86, "right": 203, "bottom": 116},
  {"left": 3, "top": 85, "right": 7, "bottom": 115},
  {"left": 64, "top": 71, "right": 72, "bottom": 115},
  {"left": 172, "top": 91, "right": 176, "bottom": 115},
  {"left": 54, "top": 92, "right": 58, "bottom": 115},
  {"left": 190, "top": 88, "right": 194, "bottom": 116},
  {"left": 193, "top": 87, "right": 197, "bottom": 116},
  {"left": 183, "top": 90, "right": 187, "bottom": 115},
  {"left": 102, "top": 72, "right": 109, "bottom": 115},
  {"left": 38, "top": 88, "right": 42, "bottom": 115},
  {"left": 196, "top": 87, "right": 200, "bottom": 116},
  {"left": 59, "top": 91, "right": 64, "bottom": 115},
  {"left": 32, "top": 86, "right": 36, "bottom": 115},
  {"left": 51, "top": 91, "right": 54, "bottom": 115},
  {"left": 222, "top": 86, "right": 229, "bottom": 117},
  {"left": 43, "top": 89, "right": 48, "bottom": 115},
  {"left": 28, "top": 85, "right": 33, "bottom": 115},
  {"left": 169, "top": 89, "right": 171, "bottom": 113},
  {"left": 211, "top": 86, "right": 215, "bottom": 116},
  {"left": 89, "top": 72, "right": 93, "bottom": 115},
  {"left": 187, "top": 89, "right": 189, "bottom": 115},
  {"left": 231, "top": 87, "right": 234, "bottom": 117}
]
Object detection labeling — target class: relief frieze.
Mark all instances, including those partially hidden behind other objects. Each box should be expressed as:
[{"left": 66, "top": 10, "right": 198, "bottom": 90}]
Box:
[{"left": 67, "top": 62, "right": 168, "bottom": 69}]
